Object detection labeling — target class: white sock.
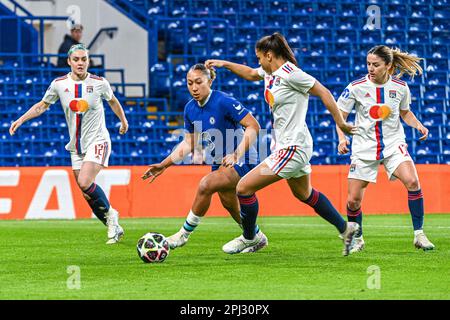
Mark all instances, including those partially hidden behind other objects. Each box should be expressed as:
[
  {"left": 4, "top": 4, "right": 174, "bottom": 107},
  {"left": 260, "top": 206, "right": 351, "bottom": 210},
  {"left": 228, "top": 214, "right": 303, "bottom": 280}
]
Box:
[
  {"left": 414, "top": 229, "right": 424, "bottom": 237},
  {"left": 182, "top": 210, "right": 202, "bottom": 235}
]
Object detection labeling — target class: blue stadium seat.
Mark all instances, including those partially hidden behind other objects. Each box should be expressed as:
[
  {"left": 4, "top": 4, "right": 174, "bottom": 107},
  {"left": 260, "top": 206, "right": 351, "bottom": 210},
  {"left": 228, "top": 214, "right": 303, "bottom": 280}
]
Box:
[
  {"left": 385, "top": 31, "right": 407, "bottom": 45},
  {"left": 340, "top": 3, "right": 362, "bottom": 16},
  {"left": 385, "top": 17, "right": 407, "bottom": 31},
  {"left": 335, "top": 29, "right": 357, "bottom": 43},
  {"left": 422, "top": 84, "right": 448, "bottom": 100},
  {"left": 311, "top": 29, "right": 333, "bottom": 43},
  {"left": 266, "top": 0, "right": 290, "bottom": 14},
  {"left": 241, "top": 0, "right": 264, "bottom": 14},
  {"left": 313, "top": 15, "right": 335, "bottom": 30}
]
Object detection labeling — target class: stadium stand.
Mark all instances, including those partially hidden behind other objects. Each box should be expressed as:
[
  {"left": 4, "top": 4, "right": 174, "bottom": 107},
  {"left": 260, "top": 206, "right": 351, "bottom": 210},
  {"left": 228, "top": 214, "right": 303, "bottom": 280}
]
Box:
[{"left": 1, "top": 0, "right": 449, "bottom": 166}]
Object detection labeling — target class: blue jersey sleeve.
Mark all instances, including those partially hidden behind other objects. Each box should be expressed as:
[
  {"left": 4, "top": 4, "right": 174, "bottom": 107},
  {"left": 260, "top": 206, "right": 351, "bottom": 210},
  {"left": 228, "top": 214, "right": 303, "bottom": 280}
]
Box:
[
  {"left": 183, "top": 105, "right": 194, "bottom": 133},
  {"left": 221, "top": 95, "right": 249, "bottom": 123}
]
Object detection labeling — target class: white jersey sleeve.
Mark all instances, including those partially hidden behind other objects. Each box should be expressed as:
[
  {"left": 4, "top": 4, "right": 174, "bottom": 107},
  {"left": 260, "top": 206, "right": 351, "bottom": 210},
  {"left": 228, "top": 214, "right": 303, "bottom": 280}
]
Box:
[
  {"left": 285, "top": 69, "right": 316, "bottom": 94},
  {"left": 256, "top": 66, "right": 266, "bottom": 78},
  {"left": 100, "top": 78, "right": 114, "bottom": 101},
  {"left": 42, "top": 80, "right": 60, "bottom": 104},
  {"left": 337, "top": 84, "right": 356, "bottom": 113},
  {"left": 399, "top": 83, "right": 411, "bottom": 110}
]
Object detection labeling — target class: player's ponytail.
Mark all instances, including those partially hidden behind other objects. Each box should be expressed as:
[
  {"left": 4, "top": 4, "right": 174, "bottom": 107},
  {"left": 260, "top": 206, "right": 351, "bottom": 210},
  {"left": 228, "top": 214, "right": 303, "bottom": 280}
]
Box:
[
  {"left": 368, "top": 45, "right": 423, "bottom": 79},
  {"left": 189, "top": 63, "right": 216, "bottom": 81},
  {"left": 255, "top": 32, "right": 298, "bottom": 66}
]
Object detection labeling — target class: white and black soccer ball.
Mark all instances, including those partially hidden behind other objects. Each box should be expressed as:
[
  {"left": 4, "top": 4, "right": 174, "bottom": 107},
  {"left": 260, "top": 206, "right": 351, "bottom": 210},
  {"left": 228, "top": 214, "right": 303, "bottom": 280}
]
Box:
[{"left": 136, "top": 232, "right": 170, "bottom": 263}]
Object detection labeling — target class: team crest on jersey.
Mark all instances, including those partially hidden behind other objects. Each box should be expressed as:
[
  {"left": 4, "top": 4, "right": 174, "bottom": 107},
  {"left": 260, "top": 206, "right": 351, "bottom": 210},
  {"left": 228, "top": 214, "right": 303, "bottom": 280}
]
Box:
[
  {"left": 389, "top": 90, "right": 396, "bottom": 98},
  {"left": 274, "top": 77, "right": 281, "bottom": 86},
  {"left": 87, "top": 86, "right": 93, "bottom": 93},
  {"left": 340, "top": 88, "right": 350, "bottom": 99},
  {"left": 350, "top": 164, "right": 356, "bottom": 172},
  {"left": 209, "top": 117, "right": 216, "bottom": 125}
]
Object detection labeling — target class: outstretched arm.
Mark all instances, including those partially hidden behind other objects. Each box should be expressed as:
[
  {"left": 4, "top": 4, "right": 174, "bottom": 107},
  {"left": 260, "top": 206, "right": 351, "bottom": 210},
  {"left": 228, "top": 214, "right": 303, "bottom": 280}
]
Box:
[
  {"left": 9, "top": 100, "right": 50, "bottom": 135},
  {"left": 400, "top": 109, "right": 428, "bottom": 141},
  {"left": 107, "top": 95, "right": 128, "bottom": 135},
  {"left": 309, "top": 81, "right": 357, "bottom": 136},
  {"left": 142, "top": 133, "right": 195, "bottom": 182},
  {"left": 205, "top": 59, "right": 262, "bottom": 81}
]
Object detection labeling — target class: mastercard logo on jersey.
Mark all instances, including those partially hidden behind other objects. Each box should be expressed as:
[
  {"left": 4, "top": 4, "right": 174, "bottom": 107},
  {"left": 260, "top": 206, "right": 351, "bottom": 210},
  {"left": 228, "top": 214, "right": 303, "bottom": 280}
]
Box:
[
  {"left": 264, "top": 89, "right": 275, "bottom": 108},
  {"left": 69, "top": 99, "right": 89, "bottom": 112},
  {"left": 369, "top": 104, "right": 391, "bottom": 120}
]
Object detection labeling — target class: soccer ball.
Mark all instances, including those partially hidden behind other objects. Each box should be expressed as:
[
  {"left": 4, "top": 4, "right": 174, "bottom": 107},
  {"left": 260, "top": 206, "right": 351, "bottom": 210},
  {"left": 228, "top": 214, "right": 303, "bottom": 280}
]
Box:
[{"left": 136, "top": 232, "right": 170, "bottom": 263}]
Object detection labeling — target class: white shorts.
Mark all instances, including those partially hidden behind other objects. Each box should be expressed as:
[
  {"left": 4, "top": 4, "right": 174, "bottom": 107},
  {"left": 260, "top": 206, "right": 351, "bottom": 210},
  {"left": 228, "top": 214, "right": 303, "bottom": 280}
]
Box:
[
  {"left": 264, "top": 145, "right": 312, "bottom": 179},
  {"left": 70, "top": 139, "right": 111, "bottom": 170},
  {"left": 348, "top": 143, "right": 413, "bottom": 183}
]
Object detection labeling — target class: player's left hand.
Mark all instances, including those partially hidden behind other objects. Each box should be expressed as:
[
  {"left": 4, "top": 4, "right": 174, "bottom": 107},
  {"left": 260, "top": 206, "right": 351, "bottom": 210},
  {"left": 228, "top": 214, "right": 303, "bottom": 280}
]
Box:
[
  {"left": 338, "top": 139, "right": 350, "bottom": 155},
  {"left": 222, "top": 153, "right": 238, "bottom": 167},
  {"left": 119, "top": 120, "right": 128, "bottom": 135},
  {"left": 417, "top": 123, "right": 429, "bottom": 141},
  {"left": 142, "top": 163, "right": 166, "bottom": 183},
  {"left": 339, "top": 121, "right": 358, "bottom": 135}
]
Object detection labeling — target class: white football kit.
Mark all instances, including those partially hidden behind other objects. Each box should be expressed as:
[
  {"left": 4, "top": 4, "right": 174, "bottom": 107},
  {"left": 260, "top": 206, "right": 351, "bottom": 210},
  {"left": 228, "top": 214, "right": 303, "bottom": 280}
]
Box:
[
  {"left": 42, "top": 73, "right": 113, "bottom": 170},
  {"left": 258, "top": 62, "right": 316, "bottom": 179},
  {"left": 337, "top": 74, "right": 414, "bottom": 182}
]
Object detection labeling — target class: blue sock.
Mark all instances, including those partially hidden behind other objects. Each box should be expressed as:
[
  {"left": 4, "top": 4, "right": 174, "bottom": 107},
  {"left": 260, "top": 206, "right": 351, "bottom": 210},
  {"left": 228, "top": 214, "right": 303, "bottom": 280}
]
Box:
[
  {"left": 87, "top": 199, "right": 107, "bottom": 225},
  {"left": 347, "top": 206, "right": 363, "bottom": 237},
  {"left": 83, "top": 183, "right": 110, "bottom": 223},
  {"left": 408, "top": 189, "right": 424, "bottom": 231},
  {"left": 302, "top": 189, "right": 347, "bottom": 234},
  {"left": 238, "top": 194, "right": 259, "bottom": 240}
]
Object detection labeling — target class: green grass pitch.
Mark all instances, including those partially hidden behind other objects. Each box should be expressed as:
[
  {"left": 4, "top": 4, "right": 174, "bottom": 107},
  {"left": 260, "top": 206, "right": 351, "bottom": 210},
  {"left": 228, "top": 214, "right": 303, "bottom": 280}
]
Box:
[{"left": 0, "top": 214, "right": 448, "bottom": 300}]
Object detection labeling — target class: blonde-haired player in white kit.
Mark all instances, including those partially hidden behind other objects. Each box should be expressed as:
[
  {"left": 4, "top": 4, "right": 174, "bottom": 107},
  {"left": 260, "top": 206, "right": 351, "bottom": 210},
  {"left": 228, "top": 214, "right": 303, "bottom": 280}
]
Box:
[
  {"left": 9, "top": 44, "right": 129, "bottom": 244},
  {"left": 207, "top": 32, "right": 360, "bottom": 256},
  {"left": 336, "top": 45, "right": 435, "bottom": 253}
]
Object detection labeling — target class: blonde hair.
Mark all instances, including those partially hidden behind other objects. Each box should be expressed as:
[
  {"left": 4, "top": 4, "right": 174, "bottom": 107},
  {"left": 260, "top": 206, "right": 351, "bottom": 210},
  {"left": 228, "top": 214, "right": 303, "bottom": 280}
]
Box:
[{"left": 368, "top": 45, "right": 423, "bottom": 79}]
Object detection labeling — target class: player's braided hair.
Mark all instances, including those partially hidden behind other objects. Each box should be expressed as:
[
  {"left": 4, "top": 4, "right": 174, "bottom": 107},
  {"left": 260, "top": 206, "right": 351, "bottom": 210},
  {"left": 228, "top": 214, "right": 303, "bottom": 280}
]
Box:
[
  {"left": 189, "top": 63, "right": 216, "bottom": 81},
  {"left": 368, "top": 45, "right": 423, "bottom": 79},
  {"left": 255, "top": 32, "right": 298, "bottom": 66}
]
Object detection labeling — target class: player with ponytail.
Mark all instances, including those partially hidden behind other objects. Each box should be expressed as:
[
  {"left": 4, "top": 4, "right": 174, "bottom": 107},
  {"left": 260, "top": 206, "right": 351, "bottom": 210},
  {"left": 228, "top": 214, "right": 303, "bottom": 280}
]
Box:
[{"left": 336, "top": 45, "right": 434, "bottom": 253}]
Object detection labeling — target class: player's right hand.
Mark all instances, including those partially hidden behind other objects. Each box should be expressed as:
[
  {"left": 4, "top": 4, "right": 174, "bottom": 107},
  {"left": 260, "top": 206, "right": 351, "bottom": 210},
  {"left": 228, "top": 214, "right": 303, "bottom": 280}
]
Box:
[
  {"left": 339, "top": 121, "right": 358, "bottom": 135},
  {"left": 9, "top": 119, "right": 23, "bottom": 136},
  {"left": 338, "top": 139, "right": 350, "bottom": 155},
  {"left": 205, "top": 59, "right": 226, "bottom": 69},
  {"left": 141, "top": 163, "right": 166, "bottom": 183}
]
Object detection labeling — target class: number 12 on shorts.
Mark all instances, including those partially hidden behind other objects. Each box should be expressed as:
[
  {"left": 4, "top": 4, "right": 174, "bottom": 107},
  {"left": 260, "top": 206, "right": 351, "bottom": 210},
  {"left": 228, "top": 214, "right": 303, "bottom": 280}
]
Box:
[
  {"left": 398, "top": 144, "right": 409, "bottom": 157},
  {"left": 95, "top": 144, "right": 105, "bottom": 158}
]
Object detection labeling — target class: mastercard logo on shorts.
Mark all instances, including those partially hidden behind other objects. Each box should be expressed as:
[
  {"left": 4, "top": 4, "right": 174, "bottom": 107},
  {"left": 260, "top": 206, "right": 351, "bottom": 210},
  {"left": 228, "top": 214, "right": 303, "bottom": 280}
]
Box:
[
  {"left": 69, "top": 99, "right": 89, "bottom": 112},
  {"left": 369, "top": 104, "right": 391, "bottom": 120}
]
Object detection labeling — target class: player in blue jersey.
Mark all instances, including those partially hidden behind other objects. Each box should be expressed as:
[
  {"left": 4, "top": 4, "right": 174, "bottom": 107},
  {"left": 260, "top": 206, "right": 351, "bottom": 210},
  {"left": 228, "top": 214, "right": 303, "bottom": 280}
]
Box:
[{"left": 142, "top": 64, "right": 268, "bottom": 252}]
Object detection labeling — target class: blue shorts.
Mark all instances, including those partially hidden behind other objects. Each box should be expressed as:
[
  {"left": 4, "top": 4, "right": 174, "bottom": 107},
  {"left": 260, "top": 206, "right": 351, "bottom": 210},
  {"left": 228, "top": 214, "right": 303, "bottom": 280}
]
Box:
[{"left": 211, "top": 163, "right": 257, "bottom": 178}]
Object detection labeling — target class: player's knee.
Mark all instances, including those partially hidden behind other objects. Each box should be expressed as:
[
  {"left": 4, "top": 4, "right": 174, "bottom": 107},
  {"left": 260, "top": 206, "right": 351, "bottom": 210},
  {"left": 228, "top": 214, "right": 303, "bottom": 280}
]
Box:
[
  {"left": 347, "top": 198, "right": 362, "bottom": 210},
  {"left": 292, "top": 188, "right": 310, "bottom": 201},
  {"left": 77, "top": 178, "right": 92, "bottom": 191},
  {"left": 236, "top": 182, "right": 253, "bottom": 197},
  {"left": 404, "top": 177, "right": 420, "bottom": 191},
  {"left": 198, "top": 176, "right": 214, "bottom": 195}
]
